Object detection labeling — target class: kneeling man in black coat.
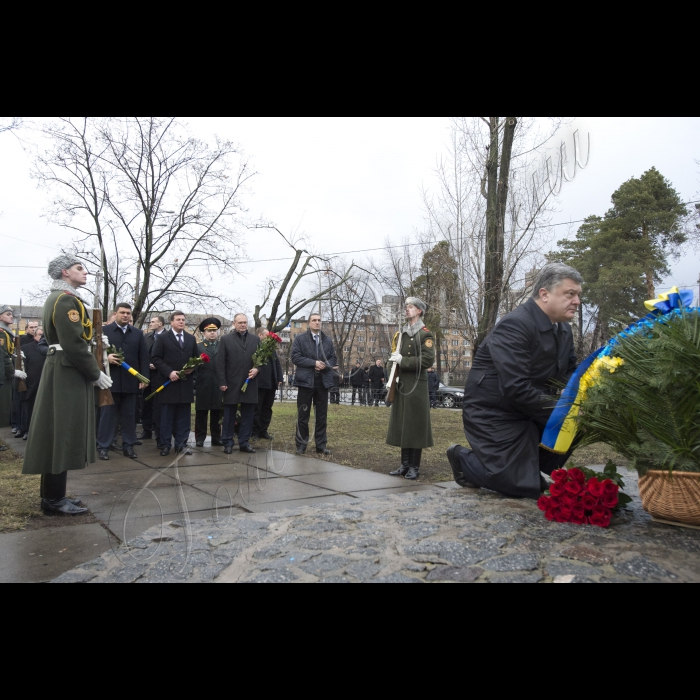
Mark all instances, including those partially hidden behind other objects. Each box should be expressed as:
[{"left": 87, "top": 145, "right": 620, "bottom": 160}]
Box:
[{"left": 448, "top": 264, "right": 583, "bottom": 500}]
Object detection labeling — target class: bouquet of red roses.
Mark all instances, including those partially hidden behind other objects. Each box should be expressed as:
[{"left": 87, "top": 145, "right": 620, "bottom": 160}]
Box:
[{"left": 538, "top": 462, "right": 631, "bottom": 528}]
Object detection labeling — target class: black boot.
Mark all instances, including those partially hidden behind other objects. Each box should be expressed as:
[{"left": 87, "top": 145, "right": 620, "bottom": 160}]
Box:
[
  {"left": 390, "top": 449, "right": 412, "bottom": 477},
  {"left": 42, "top": 498, "right": 89, "bottom": 516},
  {"left": 405, "top": 450, "right": 422, "bottom": 481}
]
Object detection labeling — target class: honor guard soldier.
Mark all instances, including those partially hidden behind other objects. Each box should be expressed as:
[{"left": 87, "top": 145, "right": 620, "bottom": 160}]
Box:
[
  {"left": 0, "top": 306, "right": 26, "bottom": 429},
  {"left": 194, "top": 318, "right": 224, "bottom": 447},
  {"left": 386, "top": 297, "right": 435, "bottom": 481},
  {"left": 23, "top": 255, "right": 113, "bottom": 515}
]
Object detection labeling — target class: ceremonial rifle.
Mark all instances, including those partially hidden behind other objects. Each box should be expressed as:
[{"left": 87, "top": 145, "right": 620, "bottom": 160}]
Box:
[
  {"left": 92, "top": 272, "right": 114, "bottom": 408},
  {"left": 15, "top": 300, "right": 27, "bottom": 392},
  {"left": 387, "top": 331, "right": 400, "bottom": 404}
]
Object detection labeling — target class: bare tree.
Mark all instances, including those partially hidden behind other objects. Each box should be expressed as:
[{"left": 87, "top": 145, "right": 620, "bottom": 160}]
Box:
[
  {"left": 0, "top": 117, "right": 24, "bottom": 135},
  {"left": 322, "top": 264, "right": 375, "bottom": 378},
  {"left": 32, "top": 117, "right": 252, "bottom": 323},
  {"left": 252, "top": 227, "right": 362, "bottom": 333},
  {"left": 424, "top": 117, "right": 584, "bottom": 349}
]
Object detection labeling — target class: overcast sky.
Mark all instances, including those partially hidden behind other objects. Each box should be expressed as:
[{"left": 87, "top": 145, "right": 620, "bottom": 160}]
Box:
[{"left": 1, "top": 117, "right": 698, "bottom": 314}]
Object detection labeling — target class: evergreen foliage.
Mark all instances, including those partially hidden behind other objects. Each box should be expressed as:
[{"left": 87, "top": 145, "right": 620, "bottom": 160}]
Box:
[
  {"left": 552, "top": 168, "right": 688, "bottom": 345},
  {"left": 577, "top": 310, "right": 700, "bottom": 475}
]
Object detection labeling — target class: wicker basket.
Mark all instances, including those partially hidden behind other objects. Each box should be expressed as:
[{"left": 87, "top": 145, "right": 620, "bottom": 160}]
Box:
[{"left": 638, "top": 471, "right": 700, "bottom": 527}]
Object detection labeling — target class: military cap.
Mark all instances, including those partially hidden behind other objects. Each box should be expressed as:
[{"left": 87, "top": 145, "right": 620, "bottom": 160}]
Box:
[{"left": 199, "top": 317, "right": 222, "bottom": 333}]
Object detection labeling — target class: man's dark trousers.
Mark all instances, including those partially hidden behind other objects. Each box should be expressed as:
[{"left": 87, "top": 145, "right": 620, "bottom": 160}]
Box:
[
  {"left": 160, "top": 404, "right": 192, "bottom": 450},
  {"left": 98, "top": 394, "right": 138, "bottom": 450},
  {"left": 253, "top": 390, "right": 276, "bottom": 438},
  {"left": 196, "top": 410, "right": 222, "bottom": 444},
  {"left": 297, "top": 373, "right": 329, "bottom": 452},
  {"left": 141, "top": 391, "right": 154, "bottom": 432},
  {"left": 222, "top": 404, "right": 255, "bottom": 449}
]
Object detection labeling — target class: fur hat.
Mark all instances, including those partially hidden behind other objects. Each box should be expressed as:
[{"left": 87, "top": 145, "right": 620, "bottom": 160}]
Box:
[
  {"left": 405, "top": 297, "right": 427, "bottom": 315},
  {"left": 48, "top": 254, "right": 82, "bottom": 280},
  {"left": 0, "top": 305, "right": 14, "bottom": 316}
]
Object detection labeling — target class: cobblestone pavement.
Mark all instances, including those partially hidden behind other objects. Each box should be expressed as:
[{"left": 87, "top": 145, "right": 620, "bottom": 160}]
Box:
[{"left": 54, "top": 470, "right": 700, "bottom": 584}]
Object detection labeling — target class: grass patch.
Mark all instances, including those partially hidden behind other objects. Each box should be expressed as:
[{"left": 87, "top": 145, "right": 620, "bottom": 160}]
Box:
[
  {"left": 0, "top": 442, "right": 41, "bottom": 533},
  {"left": 262, "top": 403, "right": 627, "bottom": 483}
]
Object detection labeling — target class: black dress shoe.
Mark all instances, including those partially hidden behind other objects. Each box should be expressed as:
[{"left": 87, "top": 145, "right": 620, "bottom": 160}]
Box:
[
  {"left": 99, "top": 450, "right": 110, "bottom": 461},
  {"left": 240, "top": 446, "right": 256, "bottom": 454},
  {"left": 160, "top": 448, "right": 171, "bottom": 457},
  {"left": 447, "top": 445, "right": 479, "bottom": 489},
  {"left": 67, "top": 498, "right": 83, "bottom": 507},
  {"left": 134, "top": 440, "right": 143, "bottom": 446},
  {"left": 138, "top": 431, "right": 153, "bottom": 440},
  {"left": 296, "top": 449, "right": 306, "bottom": 456},
  {"left": 196, "top": 442, "right": 205, "bottom": 448},
  {"left": 15, "top": 433, "right": 25, "bottom": 439},
  {"left": 316, "top": 448, "right": 332, "bottom": 456},
  {"left": 259, "top": 432, "right": 274, "bottom": 441},
  {"left": 123, "top": 449, "right": 138, "bottom": 460},
  {"left": 41, "top": 498, "right": 88, "bottom": 516},
  {"left": 23, "top": 434, "right": 28, "bottom": 441},
  {"left": 212, "top": 440, "right": 224, "bottom": 447},
  {"left": 175, "top": 447, "right": 193, "bottom": 456},
  {"left": 224, "top": 446, "right": 234, "bottom": 455}
]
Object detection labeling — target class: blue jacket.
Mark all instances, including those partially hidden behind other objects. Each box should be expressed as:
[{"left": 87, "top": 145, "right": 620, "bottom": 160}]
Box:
[
  {"left": 292, "top": 330, "right": 337, "bottom": 390},
  {"left": 104, "top": 322, "right": 150, "bottom": 394}
]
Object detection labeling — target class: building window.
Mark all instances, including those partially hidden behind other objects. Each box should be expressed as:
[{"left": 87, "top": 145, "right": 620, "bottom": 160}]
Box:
[
  {"left": 358, "top": 347, "right": 365, "bottom": 353},
  {"left": 358, "top": 337, "right": 365, "bottom": 343},
  {"left": 344, "top": 348, "right": 350, "bottom": 354},
  {"left": 294, "top": 322, "right": 302, "bottom": 329},
  {"left": 464, "top": 361, "right": 471, "bottom": 369},
  {"left": 463, "top": 340, "right": 471, "bottom": 347},
  {"left": 452, "top": 340, "right": 460, "bottom": 347}
]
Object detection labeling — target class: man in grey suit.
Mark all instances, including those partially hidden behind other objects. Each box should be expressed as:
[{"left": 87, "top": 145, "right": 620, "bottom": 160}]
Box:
[{"left": 217, "top": 314, "right": 260, "bottom": 455}]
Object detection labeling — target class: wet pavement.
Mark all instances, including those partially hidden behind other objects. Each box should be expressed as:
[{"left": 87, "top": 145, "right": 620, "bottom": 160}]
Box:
[{"left": 3, "top": 428, "right": 700, "bottom": 583}]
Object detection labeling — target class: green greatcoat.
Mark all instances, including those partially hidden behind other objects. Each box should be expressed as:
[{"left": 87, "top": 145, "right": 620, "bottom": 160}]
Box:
[
  {"left": 23, "top": 290, "right": 101, "bottom": 476},
  {"left": 0, "top": 328, "right": 15, "bottom": 427},
  {"left": 386, "top": 326, "right": 436, "bottom": 450}
]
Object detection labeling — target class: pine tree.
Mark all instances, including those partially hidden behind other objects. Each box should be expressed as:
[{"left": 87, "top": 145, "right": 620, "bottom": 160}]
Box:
[{"left": 552, "top": 168, "right": 687, "bottom": 346}]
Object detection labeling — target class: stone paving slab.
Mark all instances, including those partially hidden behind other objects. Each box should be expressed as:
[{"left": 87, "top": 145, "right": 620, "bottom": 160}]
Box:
[
  {"left": 0, "top": 525, "right": 109, "bottom": 584},
  {"left": 54, "top": 479, "right": 700, "bottom": 584}
]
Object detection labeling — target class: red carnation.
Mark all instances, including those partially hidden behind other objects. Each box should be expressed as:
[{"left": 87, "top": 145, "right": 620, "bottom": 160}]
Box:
[
  {"left": 568, "top": 468, "right": 586, "bottom": 484},
  {"left": 200, "top": 353, "right": 211, "bottom": 363},
  {"left": 552, "top": 470, "right": 569, "bottom": 484},
  {"left": 269, "top": 333, "right": 283, "bottom": 344},
  {"left": 565, "top": 481, "right": 583, "bottom": 496},
  {"left": 602, "top": 480, "right": 618, "bottom": 497},
  {"left": 582, "top": 494, "right": 598, "bottom": 511},
  {"left": 538, "top": 496, "right": 550, "bottom": 513},
  {"left": 550, "top": 482, "right": 566, "bottom": 498},
  {"left": 602, "top": 493, "right": 619, "bottom": 509},
  {"left": 587, "top": 478, "right": 605, "bottom": 498}
]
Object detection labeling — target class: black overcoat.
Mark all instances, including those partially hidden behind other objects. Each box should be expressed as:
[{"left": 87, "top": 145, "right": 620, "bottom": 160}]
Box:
[
  {"left": 368, "top": 365, "right": 385, "bottom": 390},
  {"left": 195, "top": 340, "right": 224, "bottom": 411},
  {"left": 217, "top": 332, "right": 260, "bottom": 405},
  {"left": 22, "top": 340, "right": 47, "bottom": 403},
  {"left": 257, "top": 351, "right": 283, "bottom": 391},
  {"left": 462, "top": 298, "right": 578, "bottom": 500},
  {"left": 151, "top": 330, "right": 199, "bottom": 405},
  {"left": 103, "top": 323, "right": 150, "bottom": 394}
]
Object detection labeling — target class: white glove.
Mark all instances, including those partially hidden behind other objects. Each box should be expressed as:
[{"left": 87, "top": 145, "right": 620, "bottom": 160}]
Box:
[
  {"left": 94, "top": 372, "right": 113, "bottom": 390},
  {"left": 21, "top": 352, "right": 26, "bottom": 360},
  {"left": 102, "top": 335, "right": 109, "bottom": 346},
  {"left": 14, "top": 370, "right": 27, "bottom": 381},
  {"left": 390, "top": 353, "right": 403, "bottom": 364}
]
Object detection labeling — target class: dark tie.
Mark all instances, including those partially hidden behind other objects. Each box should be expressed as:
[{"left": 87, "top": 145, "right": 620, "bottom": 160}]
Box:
[{"left": 178, "top": 334, "right": 184, "bottom": 349}]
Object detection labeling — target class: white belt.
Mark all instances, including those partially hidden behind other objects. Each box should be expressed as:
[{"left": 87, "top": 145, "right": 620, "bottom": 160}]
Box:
[{"left": 49, "top": 344, "right": 63, "bottom": 351}]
